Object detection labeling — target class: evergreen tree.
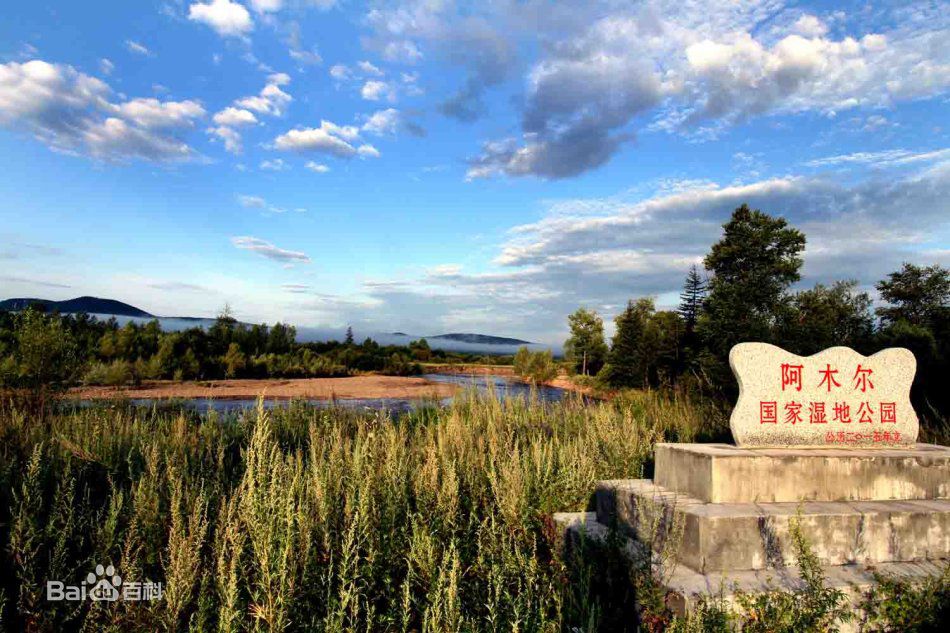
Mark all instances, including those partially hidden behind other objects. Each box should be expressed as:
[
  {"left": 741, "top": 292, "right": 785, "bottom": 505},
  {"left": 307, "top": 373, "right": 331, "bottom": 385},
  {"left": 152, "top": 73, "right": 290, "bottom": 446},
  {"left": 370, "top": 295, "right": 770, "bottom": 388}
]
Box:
[
  {"left": 564, "top": 308, "right": 608, "bottom": 375},
  {"left": 876, "top": 263, "right": 950, "bottom": 328},
  {"left": 344, "top": 326, "right": 354, "bottom": 345},
  {"left": 700, "top": 204, "right": 805, "bottom": 360},
  {"left": 605, "top": 298, "right": 654, "bottom": 388},
  {"left": 678, "top": 264, "right": 707, "bottom": 335}
]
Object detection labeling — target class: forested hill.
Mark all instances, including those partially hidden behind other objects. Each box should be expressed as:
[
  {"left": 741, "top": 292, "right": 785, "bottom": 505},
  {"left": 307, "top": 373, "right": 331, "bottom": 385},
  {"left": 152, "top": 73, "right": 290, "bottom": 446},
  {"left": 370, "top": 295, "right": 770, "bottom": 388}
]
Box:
[
  {"left": 428, "top": 333, "right": 533, "bottom": 346},
  {"left": 0, "top": 296, "right": 154, "bottom": 318}
]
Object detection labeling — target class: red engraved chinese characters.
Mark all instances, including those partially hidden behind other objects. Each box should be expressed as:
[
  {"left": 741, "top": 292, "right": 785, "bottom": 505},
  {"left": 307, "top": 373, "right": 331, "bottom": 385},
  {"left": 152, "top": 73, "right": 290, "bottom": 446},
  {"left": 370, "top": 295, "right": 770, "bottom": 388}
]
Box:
[
  {"left": 818, "top": 364, "right": 841, "bottom": 392},
  {"left": 784, "top": 401, "right": 803, "bottom": 425},
  {"left": 880, "top": 402, "right": 897, "bottom": 424},
  {"left": 760, "top": 401, "right": 777, "bottom": 424},
  {"left": 853, "top": 365, "right": 874, "bottom": 392},
  {"left": 781, "top": 363, "right": 804, "bottom": 391}
]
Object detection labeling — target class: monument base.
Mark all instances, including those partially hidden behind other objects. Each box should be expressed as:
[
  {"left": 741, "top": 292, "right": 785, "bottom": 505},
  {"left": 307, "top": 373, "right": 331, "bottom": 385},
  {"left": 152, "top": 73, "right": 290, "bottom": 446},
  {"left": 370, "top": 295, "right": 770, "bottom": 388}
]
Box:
[{"left": 555, "top": 442, "right": 950, "bottom": 627}]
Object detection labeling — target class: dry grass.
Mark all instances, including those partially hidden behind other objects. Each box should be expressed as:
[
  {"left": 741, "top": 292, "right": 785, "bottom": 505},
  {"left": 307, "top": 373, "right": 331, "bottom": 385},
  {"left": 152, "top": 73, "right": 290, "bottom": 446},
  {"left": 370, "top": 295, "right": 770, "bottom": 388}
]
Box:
[{"left": 0, "top": 389, "right": 728, "bottom": 632}]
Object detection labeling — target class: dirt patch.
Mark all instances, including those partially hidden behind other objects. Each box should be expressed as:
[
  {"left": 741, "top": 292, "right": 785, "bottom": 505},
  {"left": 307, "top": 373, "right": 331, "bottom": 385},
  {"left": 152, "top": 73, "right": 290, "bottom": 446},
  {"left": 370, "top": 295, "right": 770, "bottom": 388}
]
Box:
[{"left": 71, "top": 375, "right": 459, "bottom": 401}]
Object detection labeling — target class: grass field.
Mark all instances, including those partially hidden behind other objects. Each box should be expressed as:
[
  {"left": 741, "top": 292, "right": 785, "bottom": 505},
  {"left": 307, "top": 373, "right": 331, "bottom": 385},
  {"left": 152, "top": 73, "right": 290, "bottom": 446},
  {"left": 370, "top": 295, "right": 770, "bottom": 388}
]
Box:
[{"left": 0, "top": 390, "right": 944, "bottom": 632}]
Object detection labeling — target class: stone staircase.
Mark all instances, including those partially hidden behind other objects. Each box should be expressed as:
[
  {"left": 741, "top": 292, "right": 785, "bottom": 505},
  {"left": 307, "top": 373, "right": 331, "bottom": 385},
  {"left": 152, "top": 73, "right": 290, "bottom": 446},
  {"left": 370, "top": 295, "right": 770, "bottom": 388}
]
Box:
[{"left": 556, "top": 442, "right": 950, "bottom": 616}]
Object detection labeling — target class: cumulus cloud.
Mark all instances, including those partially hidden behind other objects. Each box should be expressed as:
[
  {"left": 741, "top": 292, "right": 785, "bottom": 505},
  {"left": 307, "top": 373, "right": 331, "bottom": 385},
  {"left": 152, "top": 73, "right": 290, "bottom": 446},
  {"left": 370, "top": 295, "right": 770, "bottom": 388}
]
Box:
[
  {"left": 361, "top": 108, "right": 400, "bottom": 135},
  {"left": 329, "top": 64, "right": 350, "bottom": 80},
  {"left": 249, "top": 0, "right": 282, "bottom": 13},
  {"left": 272, "top": 119, "right": 369, "bottom": 158},
  {"left": 463, "top": 3, "right": 950, "bottom": 179},
  {"left": 366, "top": 160, "right": 950, "bottom": 344},
  {"left": 208, "top": 125, "right": 242, "bottom": 153},
  {"left": 361, "top": 80, "right": 395, "bottom": 102},
  {"left": 213, "top": 74, "right": 290, "bottom": 154},
  {"left": 357, "top": 144, "right": 380, "bottom": 158},
  {"left": 188, "top": 0, "right": 253, "bottom": 38},
  {"left": 231, "top": 236, "right": 311, "bottom": 263},
  {"left": 235, "top": 73, "right": 292, "bottom": 115},
  {"left": 213, "top": 106, "right": 258, "bottom": 127},
  {"left": 0, "top": 59, "right": 202, "bottom": 162},
  {"left": 99, "top": 58, "right": 114, "bottom": 75},
  {"left": 116, "top": 98, "right": 205, "bottom": 128},
  {"left": 305, "top": 161, "right": 329, "bottom": 172}
]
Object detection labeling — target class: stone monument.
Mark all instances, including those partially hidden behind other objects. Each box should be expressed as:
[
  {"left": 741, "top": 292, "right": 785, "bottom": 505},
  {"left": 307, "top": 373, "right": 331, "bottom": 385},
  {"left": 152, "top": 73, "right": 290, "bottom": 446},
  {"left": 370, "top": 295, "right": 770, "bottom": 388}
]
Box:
[{"left": 557, "top": 343, "right": 949, "bottom": 625}]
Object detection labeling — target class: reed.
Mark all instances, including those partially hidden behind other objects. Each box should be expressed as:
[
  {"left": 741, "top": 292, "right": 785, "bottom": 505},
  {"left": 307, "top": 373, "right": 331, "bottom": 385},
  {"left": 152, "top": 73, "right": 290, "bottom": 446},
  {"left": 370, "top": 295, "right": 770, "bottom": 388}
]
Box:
[{"left": 0, "top": 391, "right": 939, "bottom": 632}]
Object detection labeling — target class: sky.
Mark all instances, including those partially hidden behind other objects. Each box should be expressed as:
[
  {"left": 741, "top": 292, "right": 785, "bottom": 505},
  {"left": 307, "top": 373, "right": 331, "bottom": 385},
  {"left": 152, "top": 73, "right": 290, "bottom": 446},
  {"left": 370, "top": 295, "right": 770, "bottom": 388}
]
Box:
[{"left": 0, "top": 0, "right": 948, "bottom": 346}]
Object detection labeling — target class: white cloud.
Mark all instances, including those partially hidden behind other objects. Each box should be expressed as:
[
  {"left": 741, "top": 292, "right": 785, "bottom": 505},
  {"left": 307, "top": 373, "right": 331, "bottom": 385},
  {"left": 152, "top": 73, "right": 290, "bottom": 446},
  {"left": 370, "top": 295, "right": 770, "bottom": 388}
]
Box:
[
  {"left": 0, "top": 59, "right": 200, "bottom": 162},
  {"left": 329, "top": 64, "right": 350, "bottom": 80},
  {"left": 237, "top": 194, "right": 266, "bottom": 208},
  {"left": 125, "top": 40, "right": 151, "bottom": 56},
  {"left": 116, "top": 98, "right": 205, "bottom": 128},
  {"left": 361, "top": 108, "right": 399, "bottom": 135},
  {"left": 357, "top": 144, "right": 380, "bottom": 158},
  {"left": 357, "top": 60, "right": 383, "bottom": 76},
  {"left": 361, "top": 80, "right": 394, "bottom": 102},
  {"left": 793, "top": 14, "right": 829, "bottom": 38},
  {"left": 249, "top": 0, "right": 282, "bottom": 13},
  {"left": 188, "top": 0, "right": 253, "bottom": 38},
  {"left": 212, "top": 106, "right": 258, "bottom": 126},
  {"left": 305, "top": 161, "right": 329, "bottom": 173},
  {"left": 99, "top": 58, "right": 114, "bottom": 75},
  {"left": 235, "top": 74, "right": 292, "bottom": 115},
  {"left": 382, "top": 40, "right": 422, "bottom": 63},
  {"left": 805, "top": 148, "right": 950, "bottom": 168},
  {"left": 260, "top": 158, "right": 289, "bottom": 170},
  {"left": 231, "top": 236, "right": 311, "bottom": 263},
  {"left": 464, "top": 4, "right": 950, "bottom": 179},
  {"left": 273, "top": 120, "right": 361, "bottom": 157},
  {"left": 208, "top": 125, "right": 242, "bottom": 153}
]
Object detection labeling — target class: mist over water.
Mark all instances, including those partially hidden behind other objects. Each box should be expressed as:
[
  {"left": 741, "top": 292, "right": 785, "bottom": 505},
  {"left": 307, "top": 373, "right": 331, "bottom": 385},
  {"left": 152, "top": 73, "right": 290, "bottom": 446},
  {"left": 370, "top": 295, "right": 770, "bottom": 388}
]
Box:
[{"left": 91, "top": 314, "right": 561, "bottom": 355}]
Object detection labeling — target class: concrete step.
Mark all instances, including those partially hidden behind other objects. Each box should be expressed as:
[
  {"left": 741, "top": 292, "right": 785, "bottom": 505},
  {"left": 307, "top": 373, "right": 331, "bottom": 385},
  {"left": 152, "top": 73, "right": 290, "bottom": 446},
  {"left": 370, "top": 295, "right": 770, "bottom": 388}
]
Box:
[
  {"left": 558, "top": 511, "right": 948, "bottom": 627},
  {"left": 654, "top": 442, "right": 950, "bottom": 503},
  {"left": 596, "top": 479, "right": 950, "bottom": 572}
]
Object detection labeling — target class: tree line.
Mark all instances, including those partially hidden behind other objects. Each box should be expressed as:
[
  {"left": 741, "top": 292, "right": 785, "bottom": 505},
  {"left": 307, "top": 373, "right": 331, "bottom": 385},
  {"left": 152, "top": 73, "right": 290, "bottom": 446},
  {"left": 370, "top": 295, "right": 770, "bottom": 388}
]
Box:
[
  {"left": 0, "top": 308, "right": 501, "bottom": 396},
  {"left": 563, "top": 204, "right": 950, "bottom": 421}
]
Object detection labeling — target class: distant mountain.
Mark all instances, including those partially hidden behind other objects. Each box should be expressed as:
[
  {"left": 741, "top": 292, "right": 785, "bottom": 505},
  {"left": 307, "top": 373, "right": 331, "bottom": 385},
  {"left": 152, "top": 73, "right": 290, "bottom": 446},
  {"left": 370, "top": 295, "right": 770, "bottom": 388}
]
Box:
[
  {"left": 0, "top": 296, "right": 154, "bottom": 318},
  {"left": 427, "top": 333, "right": 534, "bottom": 346}
]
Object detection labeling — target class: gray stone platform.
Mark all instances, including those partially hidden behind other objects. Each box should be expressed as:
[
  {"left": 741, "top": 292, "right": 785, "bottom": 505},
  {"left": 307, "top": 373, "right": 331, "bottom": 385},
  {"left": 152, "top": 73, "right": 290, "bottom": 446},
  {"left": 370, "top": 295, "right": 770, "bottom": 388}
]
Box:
[
  {"left": 555, "top": 511, "right": 947, "bottom": 615},
  {"left": 655, "top": 442, "right": 950, "bottom": 503},
  {"left": 596, "top": 479, "right": 950, "bottom": 571},
  {"left": 557, "top": 442, "right": 950, "bottom": 621}
]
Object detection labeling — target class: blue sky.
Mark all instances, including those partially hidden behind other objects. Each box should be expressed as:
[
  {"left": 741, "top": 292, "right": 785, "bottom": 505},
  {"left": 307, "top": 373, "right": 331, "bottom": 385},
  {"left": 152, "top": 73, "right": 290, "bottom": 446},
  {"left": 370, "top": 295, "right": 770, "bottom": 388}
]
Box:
[{"left": 1, "top": 0, "right": 948, "bottom": 345}]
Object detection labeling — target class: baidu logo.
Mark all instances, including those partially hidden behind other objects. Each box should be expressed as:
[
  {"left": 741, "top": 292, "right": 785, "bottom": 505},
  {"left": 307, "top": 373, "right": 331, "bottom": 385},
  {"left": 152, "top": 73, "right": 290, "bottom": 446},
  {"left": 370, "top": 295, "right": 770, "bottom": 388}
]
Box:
[{"left": 47, "top": 563, "right": 163, "bottom": 602}]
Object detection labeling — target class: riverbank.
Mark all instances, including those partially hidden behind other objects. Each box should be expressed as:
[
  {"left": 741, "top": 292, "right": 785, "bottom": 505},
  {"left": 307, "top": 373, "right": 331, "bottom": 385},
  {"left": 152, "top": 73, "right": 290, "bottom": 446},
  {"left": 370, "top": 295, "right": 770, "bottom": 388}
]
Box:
[{"left": 70, "top": 375, "right": 459, "bottom": 401}]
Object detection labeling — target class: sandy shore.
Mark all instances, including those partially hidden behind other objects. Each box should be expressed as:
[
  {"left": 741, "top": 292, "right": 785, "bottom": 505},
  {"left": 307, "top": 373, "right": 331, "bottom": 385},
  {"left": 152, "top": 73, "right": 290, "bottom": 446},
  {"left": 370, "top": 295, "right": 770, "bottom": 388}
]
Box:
[{"left": 71, "top": 375, "right": 459, "bottom": 401}]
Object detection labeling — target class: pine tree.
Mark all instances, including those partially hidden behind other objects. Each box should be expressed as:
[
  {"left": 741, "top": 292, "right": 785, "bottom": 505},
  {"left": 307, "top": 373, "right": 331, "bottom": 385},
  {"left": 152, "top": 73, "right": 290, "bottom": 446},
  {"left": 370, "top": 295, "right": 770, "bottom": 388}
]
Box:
[
  {"left": 701, "top": 204, "right": 805, "bottom": 359},
  {"left": 344, "top": 326, "right": 354, "bottom": 346},
  {"left": 606, "top": 298, "right": 654, "bottom": 388},
  {"left": 678, "top": 265, "right": 707, "bottom": 335}
]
